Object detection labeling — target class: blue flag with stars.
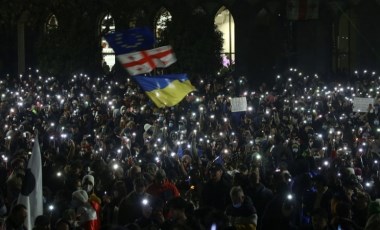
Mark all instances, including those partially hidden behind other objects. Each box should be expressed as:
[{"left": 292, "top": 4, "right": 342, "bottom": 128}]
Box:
[{"left": 104, "top": 27, "right": 155, "bottom": 55}]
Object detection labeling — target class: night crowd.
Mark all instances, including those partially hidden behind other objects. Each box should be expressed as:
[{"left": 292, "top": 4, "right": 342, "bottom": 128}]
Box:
[{"left": 1, "top": 67, "right": 380, "bottom": 230}]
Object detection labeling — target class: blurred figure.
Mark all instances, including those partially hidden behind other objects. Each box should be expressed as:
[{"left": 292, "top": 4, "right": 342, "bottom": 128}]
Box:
[
  {"left": 71, "top": 189, "right": 101, "bottom": 230},
  {"left": 33, "top": 215, "right": 50, "bottom": 230},
  {"left": 225, "top": 186, "right": 258, "bottom": 230},
  {"left": 245, "top": 167, "right": 273, "bottom": 230},
  {"left": 82, "top": 174, "right": 101, "bottom": 205},
  {"left": 330, "top": 201, "right": 362, "bottom": 230},
  {"left": 365, "top": 199, "right": 380, "bottom": 230},
  {"left": 135, "top": 197, "right": 165, "bottom": 230},
  {"left": 118, "top": 177, "right": 152, "bottom": 225},
  {"left": 162, "top": 197, "right": 201, "bottom": 229},
  {"left": 3, "top": 204, "right": 27, "bottom": 230},
  {"left": 200, "top": 163, "right": 232, "bottom": 211},
  {"left": 146, "top": 169, "right": 180, "bottom": 203}
]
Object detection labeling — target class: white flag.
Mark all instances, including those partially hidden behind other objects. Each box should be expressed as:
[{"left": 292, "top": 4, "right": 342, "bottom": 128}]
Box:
[
  {"left": 117, "top": 45, "right": 177, "bottom": 76},
  {"left": 17, "top": 134, "right": 43, "bottom": 230}
]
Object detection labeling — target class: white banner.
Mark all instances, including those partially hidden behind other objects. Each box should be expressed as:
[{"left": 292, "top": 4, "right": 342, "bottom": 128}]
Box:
[
  {"left": 353, "top": 97, "right": 374, "bottom": 112},
  {"left": 231, "top": 97, "right": 247, "bottom": 112}
]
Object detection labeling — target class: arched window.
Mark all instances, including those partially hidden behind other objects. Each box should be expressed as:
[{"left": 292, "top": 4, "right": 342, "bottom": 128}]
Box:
[
  {"left": 215, "top": 7, "right": 235, "bottom": 67},
  {"left": 45, "top": 14, "right": 58, "bottom": 34},
  {"left": 154, "top": 7, "right": 172, "bottom": 41},
  {"left": 100, "top": 13, "right": 116, "bottom": 70}
]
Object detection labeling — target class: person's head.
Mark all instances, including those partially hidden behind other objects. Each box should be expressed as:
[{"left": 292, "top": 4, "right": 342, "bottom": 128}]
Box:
[
  {"left": 181, "top": 155, "right": 192, "bottom": 167},
  {"left": 312, "top": 174, "right": 328, "bottom": 193},
  {"left": 55, "top": 219, "right": 70, "bottom": 230},
  {"left": 154, "top": 169, "right": 167, "bottom": 185},
  {"left": 128, "top": 165, "right": 142, "bottom": 178},
  {"left": 9, "top": 204, "right": 27, "bottom": 227},
  {"left": 82, "top": 174, "right": 95, "bottom": 193},
  {"left": 209, "top": 164, "right": 223, "bottom": 182},
  {"left": 167, "top": 197, "right": 188, "bottom": 220},
  {"left": 230, "top": 186, "right": 245, "bottom": 208},
  {"left": 71, "top": 190, "right": 88, "bottom": 208},
  {"left": 354, "top": 192, "right": 370, "bottom": 210},
  {"left": 33, "top": 215, "right": 50, "bottom": 230},
  {"left": 311, "top": 208, "right": 328, "bottom": 230},
  {"left": 133, "top": 177, "right": 147, "bottom": 194}
]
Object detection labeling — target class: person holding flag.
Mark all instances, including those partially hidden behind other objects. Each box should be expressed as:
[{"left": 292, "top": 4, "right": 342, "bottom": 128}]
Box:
[{"left": 16, "top": 132, "right": 43, "bottom": 230}]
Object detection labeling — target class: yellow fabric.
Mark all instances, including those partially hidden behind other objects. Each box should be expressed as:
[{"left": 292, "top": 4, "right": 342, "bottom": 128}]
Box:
[
  {"left": 89, "top": 193, "right": 102, "bottom": 205},
  {"left": 145, "top": 79, "right": 195, "bottom": 108}
]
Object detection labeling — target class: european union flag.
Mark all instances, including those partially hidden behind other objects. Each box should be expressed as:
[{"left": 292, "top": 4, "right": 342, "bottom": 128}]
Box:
[
  {"left": 133, "top": 74, "right": 196, "bottom": 108},
  {"left": 104, "top": 27, "right": 155, "bottom": 55}
]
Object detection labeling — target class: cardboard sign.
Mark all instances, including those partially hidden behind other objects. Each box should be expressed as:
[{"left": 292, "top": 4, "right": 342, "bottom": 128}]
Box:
[
  {"left": 353, "top": 97, "right": 374, "bottom": 112},
  {"left": 231, "top": 97, "right": 247, "bottom": 112}
]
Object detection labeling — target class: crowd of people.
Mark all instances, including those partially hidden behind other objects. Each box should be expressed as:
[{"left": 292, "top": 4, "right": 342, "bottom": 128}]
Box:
[{"left": 1, "top": 67, "right": 380, "bottom": 230}]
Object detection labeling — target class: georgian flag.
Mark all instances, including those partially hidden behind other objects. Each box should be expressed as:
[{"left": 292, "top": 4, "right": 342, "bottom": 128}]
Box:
[
  {"left": 287, "top": 0, "right": 319, "bottom": 20},
  {"left": 17, "top": 134, "right": 43, "bottom": 230},
  {"left": 117, "top": 45, "right": 177, "bottom": 76}
]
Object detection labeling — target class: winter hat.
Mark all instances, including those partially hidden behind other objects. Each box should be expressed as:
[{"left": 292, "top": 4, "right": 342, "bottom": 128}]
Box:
[
  {"left": 144, "top": 123, "right": 152, "bottom": 132},
  {"left": 82, "top": 174, "right": 95, "bottom": 186},
  {"left": 72, "top": 190, "right": 88, "bottom": 203}
]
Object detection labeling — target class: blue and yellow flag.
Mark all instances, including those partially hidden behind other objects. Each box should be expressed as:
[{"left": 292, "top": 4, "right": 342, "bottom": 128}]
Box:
[
  {"left": 133, "top": 74, "right": 196, "bottom": 108},
  {"left": 104, "top": 27, "right": 155, "bottom": 54}
]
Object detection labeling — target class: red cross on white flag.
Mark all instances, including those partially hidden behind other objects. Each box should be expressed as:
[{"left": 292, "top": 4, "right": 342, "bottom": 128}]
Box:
[{"left": 117, "top": 45, "right": 177, "bottom": 76}]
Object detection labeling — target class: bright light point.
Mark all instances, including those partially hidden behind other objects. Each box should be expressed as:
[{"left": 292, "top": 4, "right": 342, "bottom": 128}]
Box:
[{"left": 113, "top": 164, "right": 119, "bottom": 170}]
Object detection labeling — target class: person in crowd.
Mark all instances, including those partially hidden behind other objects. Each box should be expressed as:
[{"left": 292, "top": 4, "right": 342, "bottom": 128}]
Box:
[
  {"left": 118, "top": 177, "right": 152, "bottom": 225},
  {"left": 244, "top": 166, "right": 273, "bottom": 230},
  {"left": 309, "top": 208, "right": 333, "bottom": 230},
  {"left": 330, "top": 201, "right": 362, "bottom": 230},
  {"left": 33, "top": 215, "right": 50, "bottom": 230},
  {"left": 71, "top": 189, "right": 101, "bottom": 230},
  {"left": 146, "top": 169, "right": 180, "bottom": 203},
  {"left": 200, "top": 163, "right": 232, "bottom": 211},
  {"left": 364, "top": 199, "right": 380, "bottom": 230},
  {"left": 134, "top": 197, "right": 165, "bottom": 230},
  {"left": 260, "top": 172, "right": 297, "bottom": 230},
  {"left": 225, "top": 186, "right": 258, "bottom": 229},
  {"left": 3, "top": 204, "right": 27, "bottom": 230},
  {"left": 161, "top": 196, "right": 201, "bottom": 229},
  {"left": 82, "top": 174, "right": 101, "bottom": 205}
]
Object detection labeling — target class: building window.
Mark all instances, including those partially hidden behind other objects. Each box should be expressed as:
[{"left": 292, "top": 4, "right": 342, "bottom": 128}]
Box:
[
  {"left": 45, "top": 14, "right": 58, "bottom": 34},
  {"left": 215, "top": 7, "right": 235, "bottom": 67},
  {"left": 155, "top": 7, "right": 172, "bottom": 42},
  {"left": 100, "top": 13, "right": 116, "bottom": 71},
  {"left": 129, "top": 9, "right": 146, "bottom": 28},
  {"left": 336, "top": 9, "right": 354, "bottom": 74}
]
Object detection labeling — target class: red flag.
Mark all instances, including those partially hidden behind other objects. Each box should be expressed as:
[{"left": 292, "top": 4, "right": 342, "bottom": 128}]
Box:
[
  {"left": 287, "top": 0, "right": 319, "bottom": 21},
  {"left": 117, "top": 45, "right": 176, "bottom": 76}
]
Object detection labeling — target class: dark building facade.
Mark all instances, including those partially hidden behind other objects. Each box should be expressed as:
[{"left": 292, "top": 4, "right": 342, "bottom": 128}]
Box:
[{"left": 0, "top": 0, "right": 380, "bottom": 85}]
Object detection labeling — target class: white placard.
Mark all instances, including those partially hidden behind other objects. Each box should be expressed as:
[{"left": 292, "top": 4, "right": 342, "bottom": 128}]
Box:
[
  {"left": 353, "top": 97, "right": 374, "bottom": 112},
  {"left": 231, "top": 97, "right": 247, "bottom": 112}
]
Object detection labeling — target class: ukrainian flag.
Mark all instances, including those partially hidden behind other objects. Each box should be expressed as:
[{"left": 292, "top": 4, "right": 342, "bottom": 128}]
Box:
[{"left": 133, "top": 74, "right": 196, "bottom": 108}]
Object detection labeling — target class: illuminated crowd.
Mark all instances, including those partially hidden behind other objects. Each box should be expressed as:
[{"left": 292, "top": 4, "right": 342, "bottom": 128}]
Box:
[{"left": 1, "top": 67, "right": 380, "bottom": 230}]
